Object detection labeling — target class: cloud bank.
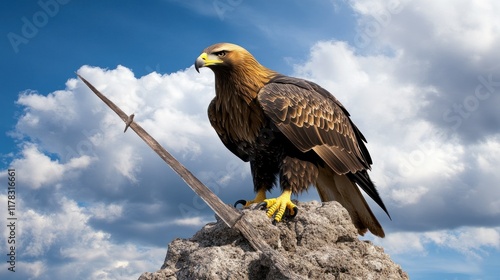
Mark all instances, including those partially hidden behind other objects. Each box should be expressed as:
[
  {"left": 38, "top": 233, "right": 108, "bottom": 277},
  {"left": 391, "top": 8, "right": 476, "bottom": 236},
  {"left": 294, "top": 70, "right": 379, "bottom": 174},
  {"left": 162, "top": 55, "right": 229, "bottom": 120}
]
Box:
[
  {"left": 1, "top": 65, "right": 253, "bottom": 279},
  {"left": 1, "top": 1, "right": 500, "bottom": 279}
]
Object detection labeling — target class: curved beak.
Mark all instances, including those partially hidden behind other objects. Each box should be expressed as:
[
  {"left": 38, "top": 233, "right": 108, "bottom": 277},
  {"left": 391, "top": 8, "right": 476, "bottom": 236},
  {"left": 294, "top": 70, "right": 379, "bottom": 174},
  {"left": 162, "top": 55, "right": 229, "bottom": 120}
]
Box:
[
  {"left": 195, "top": 53, "right": 206, "bottom": 73},
  {"left": 194, "top": 52, "right": 223, "bottom": 73}
]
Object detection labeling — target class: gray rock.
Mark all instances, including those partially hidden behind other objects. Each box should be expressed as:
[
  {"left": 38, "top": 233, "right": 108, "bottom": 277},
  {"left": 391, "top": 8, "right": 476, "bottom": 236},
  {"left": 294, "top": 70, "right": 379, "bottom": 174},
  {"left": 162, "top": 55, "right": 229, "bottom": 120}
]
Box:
[{"left": 138, "top": 201, "right": 408, "bottom": 280}]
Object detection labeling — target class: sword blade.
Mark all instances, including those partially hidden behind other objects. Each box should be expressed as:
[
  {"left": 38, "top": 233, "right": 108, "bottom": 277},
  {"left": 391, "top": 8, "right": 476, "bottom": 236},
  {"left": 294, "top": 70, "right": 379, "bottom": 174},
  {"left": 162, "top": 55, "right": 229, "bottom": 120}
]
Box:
[{"left": 77, "top": 74, "right": 242, "bottom": 228}]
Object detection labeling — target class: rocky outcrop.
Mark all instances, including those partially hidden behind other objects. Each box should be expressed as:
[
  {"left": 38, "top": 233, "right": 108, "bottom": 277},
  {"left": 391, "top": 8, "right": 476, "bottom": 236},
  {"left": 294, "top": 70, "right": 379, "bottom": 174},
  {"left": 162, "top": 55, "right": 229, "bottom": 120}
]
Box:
[{"left": 138, "top": 201, "right": 408, "bottom": 280}]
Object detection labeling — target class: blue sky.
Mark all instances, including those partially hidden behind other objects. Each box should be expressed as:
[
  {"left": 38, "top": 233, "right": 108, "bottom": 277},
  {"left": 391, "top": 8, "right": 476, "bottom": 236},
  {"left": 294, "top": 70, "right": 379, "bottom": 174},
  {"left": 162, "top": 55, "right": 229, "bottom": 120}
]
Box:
[{"left": 1, "top": 0, "right": 500, "bottom": 279}]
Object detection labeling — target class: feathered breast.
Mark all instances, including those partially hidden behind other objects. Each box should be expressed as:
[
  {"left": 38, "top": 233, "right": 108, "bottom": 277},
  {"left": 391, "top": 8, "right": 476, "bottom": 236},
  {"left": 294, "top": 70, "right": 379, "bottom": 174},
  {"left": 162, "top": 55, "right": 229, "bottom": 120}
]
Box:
[{"left": 209, "top": 60, "right": 277, "bottom": 144}]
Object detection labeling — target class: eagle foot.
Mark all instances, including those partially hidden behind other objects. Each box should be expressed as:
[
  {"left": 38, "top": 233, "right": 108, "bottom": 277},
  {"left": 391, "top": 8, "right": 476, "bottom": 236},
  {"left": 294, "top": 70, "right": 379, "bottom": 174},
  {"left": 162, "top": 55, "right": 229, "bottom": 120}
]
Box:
[
  {"left": 233, "top": 189, "right": 267, "bottom": 209},
  {"left": 259, "top": 190, "right": 298, "bottom": 223}
]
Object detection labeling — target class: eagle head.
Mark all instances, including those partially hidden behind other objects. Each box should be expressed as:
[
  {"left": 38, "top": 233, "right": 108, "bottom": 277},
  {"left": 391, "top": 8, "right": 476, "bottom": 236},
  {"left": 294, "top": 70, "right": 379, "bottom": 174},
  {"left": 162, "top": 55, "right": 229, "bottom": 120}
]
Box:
[
  {"left": 194, "top": 43, "right": 256, "bottom": 73},
  {"left": 195, "top": 43, "right": 277, "bottom": 102}
]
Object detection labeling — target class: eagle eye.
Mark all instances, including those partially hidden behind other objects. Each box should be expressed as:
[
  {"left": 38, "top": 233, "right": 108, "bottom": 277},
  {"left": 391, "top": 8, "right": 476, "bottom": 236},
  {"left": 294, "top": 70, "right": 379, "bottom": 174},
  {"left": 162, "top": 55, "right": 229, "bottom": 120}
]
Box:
[{"left": 215, "top": 51, "right": 227, "bottom": 57}]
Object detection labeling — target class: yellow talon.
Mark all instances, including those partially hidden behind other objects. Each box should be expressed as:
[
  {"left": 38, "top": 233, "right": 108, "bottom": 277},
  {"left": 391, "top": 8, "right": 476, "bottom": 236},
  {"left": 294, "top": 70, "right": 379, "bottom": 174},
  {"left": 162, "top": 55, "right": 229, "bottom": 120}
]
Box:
[
  {"left": 234, "top": 188, "right": 267, "bottom": 208},
  {"left": 262, "top": 189, "right": 297, "bottom": 222}
]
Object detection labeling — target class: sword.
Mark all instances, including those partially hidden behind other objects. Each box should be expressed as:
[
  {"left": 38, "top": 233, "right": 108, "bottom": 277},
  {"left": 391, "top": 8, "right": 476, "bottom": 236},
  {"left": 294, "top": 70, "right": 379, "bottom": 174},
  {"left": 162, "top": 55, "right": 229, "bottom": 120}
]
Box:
[
  {"left": 77, "top": 74, "right": 303, "bottom": 279},
  {"left": 77, "top": 74, "right": 241, "bottom": 227}
]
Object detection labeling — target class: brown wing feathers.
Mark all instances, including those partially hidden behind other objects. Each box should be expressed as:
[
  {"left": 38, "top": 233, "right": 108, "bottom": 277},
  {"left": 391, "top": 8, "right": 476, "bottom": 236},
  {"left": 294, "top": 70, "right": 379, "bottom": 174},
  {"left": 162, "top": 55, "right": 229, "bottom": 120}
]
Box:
[
  {"left": 259, "top": 75, "right": 390, "bottom": 219},
  {"left": 258, "top": 76, "right": 369, "bottom": 174}
]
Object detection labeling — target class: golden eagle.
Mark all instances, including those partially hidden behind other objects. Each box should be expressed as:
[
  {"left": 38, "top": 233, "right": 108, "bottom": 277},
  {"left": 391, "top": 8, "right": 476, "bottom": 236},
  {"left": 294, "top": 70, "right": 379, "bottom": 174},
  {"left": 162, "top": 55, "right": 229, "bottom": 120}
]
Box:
[{"left": 195, "top": 43, "right": 389, "bottom": 237}]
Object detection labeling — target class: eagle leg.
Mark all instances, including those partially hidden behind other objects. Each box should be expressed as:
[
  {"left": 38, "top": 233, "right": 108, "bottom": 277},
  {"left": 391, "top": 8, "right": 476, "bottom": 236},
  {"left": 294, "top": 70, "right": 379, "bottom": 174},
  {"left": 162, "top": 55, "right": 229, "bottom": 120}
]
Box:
[
  {"left": 234, "top": 188, "right": 267, "bottom": 208},
  {"left": 258, "top": 189, "right": 298, "bottom": 223}
]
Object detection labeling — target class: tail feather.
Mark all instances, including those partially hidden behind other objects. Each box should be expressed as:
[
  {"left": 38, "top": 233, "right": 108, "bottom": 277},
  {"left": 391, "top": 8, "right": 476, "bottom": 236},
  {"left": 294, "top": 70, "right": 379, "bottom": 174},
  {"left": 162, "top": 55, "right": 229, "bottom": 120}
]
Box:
[
  {"left": 316, "top": 166, "right": 385, "bottom": 237},
  {"left": 347, "top": 171, "right": 391, "bottom": 219}
]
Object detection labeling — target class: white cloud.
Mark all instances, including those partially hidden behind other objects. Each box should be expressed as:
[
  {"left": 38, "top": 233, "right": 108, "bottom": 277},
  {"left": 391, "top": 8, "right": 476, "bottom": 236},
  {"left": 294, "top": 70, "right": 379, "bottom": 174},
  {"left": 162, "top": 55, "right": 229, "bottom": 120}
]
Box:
[
  {"left": 9, "top": 144, "right": 93, "bottom": 189},
  {"left": 2, "top": 1, "right": 500, "bottom": 279},
  {"left": 20, "top": 197, "right": 103, "bottom": 258},
  {"left": 24, "top": 261, "right": 46, "bottom": 279},
  {"left": 9, "top": 63, "right": 234, "bottom": 194},
  {"left": 350, "top": 0, "right": 500, "bottom": 55},
  {"left": 1, "top": 63, "right": 238, "bottom": 279},
  {"left": 291, "top": 1, "right": 500, "bottom": 224},
  {"left": 0, "top": 195, "right": 165, "bottom": 279},
  {"left": 375, "top": 231, "right": 426, "bottom": 255},
  {"left": 289, "top": 6, "right": 500, "bottom": 278},
  {"left": 293, "top": 40, "right": 468, "bottom": 204},
  {"left": 17, "top": 89, "right": 78, "bottom": 122},
  {"left": 89, "top": 203, "right": 124, "bottom": 222},
  {"left": 379, "top": 227, "right": 500, "bottom": 263},
  {"left": 334, "top": 2, "right": 500, "bottom": 276},
  {"left": 113, "top": 145, "right": 142, "bottom": 183},
  {"left": 390, "top": 185, "right": 428, "bottom": 206},
  {"left": 474, "top": 135, "right": 500, "bottom": 173},
  {"left": 171, "top": 216, "right": 208, "bottom": 227},
  {"left": 424, "top": 227, "right": 500, "bottom": 259},
  {"left": 73, "top": 65, "right": 217, "bottom": 159},
  {"left": 401, "top": 0, "right": 499, "bottom": 55}
]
